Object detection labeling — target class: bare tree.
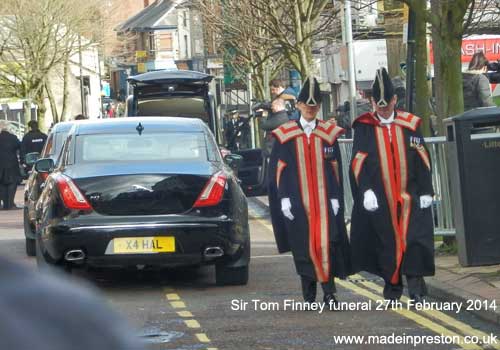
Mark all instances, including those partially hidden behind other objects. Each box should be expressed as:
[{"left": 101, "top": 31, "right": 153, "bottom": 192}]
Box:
[
  {"left": 0, "top": 0, "right": 104, "bottom": 125},
  {"left": 196, "top": 0, "right": 285, "bottom": 100},
  {"left": 401, "top": 0, "right": 486, "bottom": 134},
  {"left": 250, "top": 0, "right": 339, "bottom": 78},
  {"left": 463, "top": 0, "right": 500, "bottom": 35}
]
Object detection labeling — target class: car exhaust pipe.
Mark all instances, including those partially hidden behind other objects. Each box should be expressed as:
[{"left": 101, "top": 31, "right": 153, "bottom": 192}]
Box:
[
  {"left": 65, "top": 249, "right": 85, "bottom": 262},
  {"left": 204, "top": 247, "right": 224, "bottom": 259}
]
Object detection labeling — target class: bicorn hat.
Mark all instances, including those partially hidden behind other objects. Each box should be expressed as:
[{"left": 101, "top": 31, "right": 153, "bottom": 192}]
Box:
[
  {"left": 372, "top": 67, "right": 395, "bottom": 107},
  {"left": 297, "top": 76, "right": 321, "bottom": 106}
]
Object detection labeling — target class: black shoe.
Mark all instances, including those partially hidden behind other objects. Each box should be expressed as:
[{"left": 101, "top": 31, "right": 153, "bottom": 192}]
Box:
[
  {"left": 409, "top": 295, "right": 424, "bottom": 307},
  {"left": 304, "top": 296, "right": 316, "bottom": 303},
  {"left": 323, "top": 293, "right": 338, "bottom": 310}
]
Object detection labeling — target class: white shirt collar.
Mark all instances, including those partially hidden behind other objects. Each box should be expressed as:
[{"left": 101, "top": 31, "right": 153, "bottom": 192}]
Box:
[
  {"left": 300, "top": 117, "right": 317, "bottom": 130},
  {"left": 378, "top": 111, "right": 395, "bottom": 125}
]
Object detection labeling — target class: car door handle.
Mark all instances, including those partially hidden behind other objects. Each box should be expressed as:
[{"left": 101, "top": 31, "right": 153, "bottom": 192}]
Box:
[{"left": 40, "top": 183, "right": 46, "bottom": 190}]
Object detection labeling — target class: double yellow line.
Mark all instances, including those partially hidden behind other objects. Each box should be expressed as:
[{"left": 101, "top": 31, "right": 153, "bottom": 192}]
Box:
[
  {"left": 165, "top": 289, "right": 218, "bottom": 350},
  {"left": 252, "top": 213, "right": 499, "bottom": 350}
]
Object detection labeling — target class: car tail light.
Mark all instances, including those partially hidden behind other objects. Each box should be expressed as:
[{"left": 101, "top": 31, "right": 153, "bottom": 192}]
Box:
[
  {"left": 193, "top": 171, "right": 227, "bottom": 208},
  {"left": 54, "top": 174, "right": 92, "bottom": 211}
]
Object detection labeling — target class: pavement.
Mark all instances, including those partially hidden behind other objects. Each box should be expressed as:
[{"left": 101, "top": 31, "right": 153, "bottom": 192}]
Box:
[{"left": 252, "top": 195, "right": 500, "bottom": 327}]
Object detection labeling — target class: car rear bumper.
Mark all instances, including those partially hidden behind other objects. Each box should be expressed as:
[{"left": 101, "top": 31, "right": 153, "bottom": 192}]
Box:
[{"left": 41, "top": 219, "right": 248, "bottom": 268}]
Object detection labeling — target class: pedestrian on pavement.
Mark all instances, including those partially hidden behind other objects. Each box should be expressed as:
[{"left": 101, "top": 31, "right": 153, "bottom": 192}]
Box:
[
  {"left": 259, "top": 98, "right": 289, "bottom": 157},
  {"left": 21, "top": 120, "right": 47, "bottom": 171},
  {"left": 349, "top": 67, "right": 435, "bottom": 304},
  {"left": 268, "top": 77, "right": 351, "bottom": 306},
  {"left": 0, "top": 120, "right": 22, "bottom": 210},
  {"left": 463, "top": 51, "right": 495, "bottom": 111},
  {"left": 270, "top": 79, "right": 299, "bottom": 121},
  {"left": 0, "top": 256, "right": 143, "bottom": 350}
]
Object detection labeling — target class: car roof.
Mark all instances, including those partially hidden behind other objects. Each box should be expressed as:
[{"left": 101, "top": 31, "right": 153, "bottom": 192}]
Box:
[
  {"left": 50, "top": 121, "right": 76, "bottom": 133},
  {"left": 73, "top": 117, "right": 207, "bottom": 135}
]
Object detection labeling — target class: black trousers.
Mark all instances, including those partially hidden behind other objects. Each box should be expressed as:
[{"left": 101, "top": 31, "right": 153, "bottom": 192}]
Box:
[
  {"left": 300, "top": 275, "right": 337, "bottom": 302},
  {"left": 0, "top": 183, "right": 17, "bottom": 209},
  {"left": 383, "top": 275, "right": 427, "bottom": 300}
]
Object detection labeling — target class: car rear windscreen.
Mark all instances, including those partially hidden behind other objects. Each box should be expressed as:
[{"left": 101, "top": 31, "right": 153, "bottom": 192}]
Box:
[
  {"left": 136, "top": 97, "right": 208, "bottom": 122},
  {"left": 75, "top": 132, "right": 218, "bottom": 163}
]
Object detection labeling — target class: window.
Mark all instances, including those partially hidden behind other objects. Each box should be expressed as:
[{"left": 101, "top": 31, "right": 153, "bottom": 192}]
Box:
[
  {"left": 41, "top": 134, "right": 54, "bottom": 157},
  {"left": 75, "top": 132, "right": 219, "bottom": 163},
  {"left": 148, "top": 32, "right": 156, "bottom": 54},
  {"left": 184, "top": 35, "right": 189, "bottom": 58}
]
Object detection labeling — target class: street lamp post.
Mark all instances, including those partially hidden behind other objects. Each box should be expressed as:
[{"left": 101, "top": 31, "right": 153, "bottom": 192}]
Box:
[
  {"left": 344, "top": 0, "right": 357, "bottom": 124},
  {"left": 78, "top": 35, "right": 85, "bottom": 116}
]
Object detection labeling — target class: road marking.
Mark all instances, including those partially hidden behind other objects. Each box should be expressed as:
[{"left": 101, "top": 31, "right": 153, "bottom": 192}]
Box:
[
  {"left": 177, "top": 311, "right": 193, "bottom": 318},
  {"left": 252, "top": 254, "right": 293, "bottom": 259},
  {"left": 170, "top": 301, "right": 186, "bottom": 309},
  {"left": 249, "top": 215, "right": 274, "bottom": 233},
  {"left": 165, "top": 292, "right": 215, "bottom": 347},
  {"left": 336, "top": 279, "right": 481, "bottom": 350},
  {"left": 254, "top": 215, "right": 489, "bottom": 350},
  {"left": 166, "top": 293, "right": 181, "bottom": 301},
  {"left": 351, "top": 274, "right": 500, "bottom": 350},
  {"left": 185, "top": 319, "right": 201, "bottom": 329},
  {"left": 196, "top": 333, "right": 211, "bottom": 343}
]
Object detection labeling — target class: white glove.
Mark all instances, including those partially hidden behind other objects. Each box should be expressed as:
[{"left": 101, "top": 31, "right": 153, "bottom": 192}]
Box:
[
  {"left": 363, "top": 190, "right": 379, "bottom": 212},
  {"left": 281, "top": 198, "right": 294, "bottom": 220},
  {"left": 331, "top": 199, "right": 340, "bottom": 216},
  {"left": 420, "top": 195, "right": 433, "bottom": 209}
]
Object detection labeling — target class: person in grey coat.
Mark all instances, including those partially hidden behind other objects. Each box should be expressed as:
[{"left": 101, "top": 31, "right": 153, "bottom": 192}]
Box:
[
  {"left": 463, "top": 51, "right": 495, "bottom": 111},
  {"left": 259, "top": 98, "right": 290, "bottom": 157}
]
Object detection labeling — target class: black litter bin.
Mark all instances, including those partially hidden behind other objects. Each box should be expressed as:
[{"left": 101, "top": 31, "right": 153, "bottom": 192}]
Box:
[{"left": 444, "top": 107, "right": 500, "bottom": 267}]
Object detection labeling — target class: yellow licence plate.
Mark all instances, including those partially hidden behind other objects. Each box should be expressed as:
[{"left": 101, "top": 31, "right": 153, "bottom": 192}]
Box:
[{"left": 112, "top": 237, "right": 175, "bottom": 254}]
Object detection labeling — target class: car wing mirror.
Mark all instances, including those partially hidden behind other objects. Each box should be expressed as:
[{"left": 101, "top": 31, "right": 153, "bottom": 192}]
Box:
[
  {"left": 34, "top": 158, "right": 55, "bottom": 174},
  {"left": 224, "top": 154, "right": 243, "bottom": 171},
  {"left": 25, "top": 152, "right": 40, "bottom": 166}
]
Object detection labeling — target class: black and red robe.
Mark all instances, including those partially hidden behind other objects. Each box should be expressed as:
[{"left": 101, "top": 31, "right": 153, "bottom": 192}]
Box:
[
  {"left": 349, "top": 111, "right": 435, "bottom": 284},
  {"left": 268, "top": 120, "right": 351, "bottom": 282}
]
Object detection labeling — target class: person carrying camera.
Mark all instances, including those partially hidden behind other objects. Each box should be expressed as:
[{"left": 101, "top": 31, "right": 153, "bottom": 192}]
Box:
[
  {"left": 270, "top": 79, "right": 299, "bottom": 121},
  {"left": 259, "top": 99, "right": 289, "bottom": 157}
]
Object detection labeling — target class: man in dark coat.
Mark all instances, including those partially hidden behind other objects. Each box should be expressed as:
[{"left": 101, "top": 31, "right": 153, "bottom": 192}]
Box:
[
  {"left": 0, "top": 120, "right": 21, "bottom": 210},
  {"left": 260, "top": 98, "right": 289, "bottom": 157},
  {"left": 21, "top": 120, "right": 47, "bottom": 170},
  {"left": 349, "top": 68, "right": 435, "bottom": 303},
  {"left": 268, "top": 77, "right": 351, "bottom": 305}
]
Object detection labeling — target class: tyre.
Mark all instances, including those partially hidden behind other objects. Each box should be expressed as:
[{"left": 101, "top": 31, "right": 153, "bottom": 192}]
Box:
[
  {"left": 23, "top": 208, "right": 36, "bottom": 256},
  {"left": 25, "top": 238, "right": 36, "bottom": 257},
  {"left": 36, "top": 238, "right": 70, "bottom": 274},
  {"left": 215, "top": 264, "right": 249, "bottom": 286}
]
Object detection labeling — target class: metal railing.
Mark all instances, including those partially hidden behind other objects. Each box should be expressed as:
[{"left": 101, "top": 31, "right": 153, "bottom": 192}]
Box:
[
  {"left": 1, "top": 118, "right": 26, "bottom": 140},
  {"left": 339, "top": 137, "right": 455, "bottom": 236}
]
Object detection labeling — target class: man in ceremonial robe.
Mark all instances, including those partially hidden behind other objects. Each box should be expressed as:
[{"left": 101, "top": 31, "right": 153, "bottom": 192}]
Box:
[
  {"left": 268, "top": 77, "right": 351, "bottom": 305},
  {"left": 349, "top": 68, "right": 435, "bottom": 303}
]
